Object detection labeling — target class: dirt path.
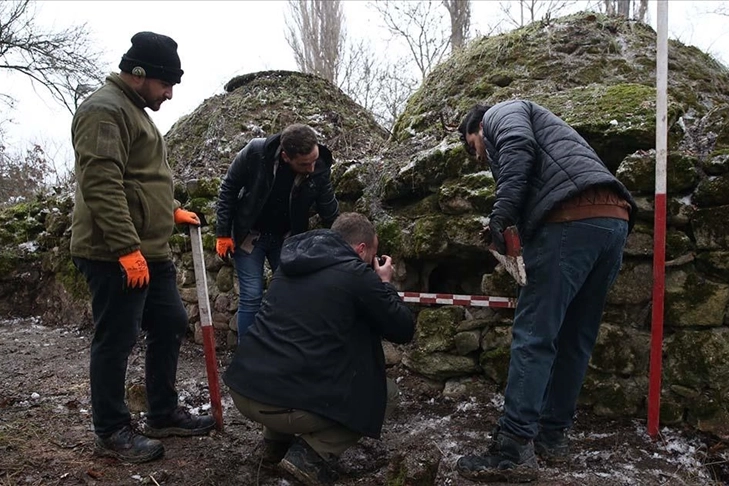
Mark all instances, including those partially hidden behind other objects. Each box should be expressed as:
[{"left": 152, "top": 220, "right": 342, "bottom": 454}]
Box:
[{"left": 0, "top": 317, "right": 726, "bottom": 485}]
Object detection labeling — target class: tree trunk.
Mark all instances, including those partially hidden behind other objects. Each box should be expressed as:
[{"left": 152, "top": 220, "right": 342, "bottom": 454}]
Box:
[
  {"left": 285, "top": 0, "right": 344, "bottom": 83},
  {"left": 443, "top": 0, "right": 471, "bottom": 52},
  {"left": 616, "top": 0, "right": 631, "bottom": 18}
]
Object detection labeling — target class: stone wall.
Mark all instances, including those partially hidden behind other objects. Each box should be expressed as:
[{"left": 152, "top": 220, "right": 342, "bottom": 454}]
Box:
[{"left": 158, "top": 144, "right": 729, "bottom": 437}]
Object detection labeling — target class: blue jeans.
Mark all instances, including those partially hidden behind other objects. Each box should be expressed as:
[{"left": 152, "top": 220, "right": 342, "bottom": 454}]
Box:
[
  {"left": 73, "top": 258, "right": 188, "bottom": 437},
  {"left": 233, "top": 232, "right": 283, "bottom": 342},
  {"left": 498, "top": 218, "right": 628, "bottom": 439}
]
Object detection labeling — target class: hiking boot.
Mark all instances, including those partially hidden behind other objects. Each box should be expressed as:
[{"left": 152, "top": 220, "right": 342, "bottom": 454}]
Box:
[
  {"left": 142, "top": 406, "right": 216, "bottom": 438},
  {"left": 95, "top": 425, "right": 164, "bottom": 463},
  {"left": 280, "top": 437, "right": 339, "bottom": 486},
  {"left": 261, "top": 438, "right": 293, "bottom": 465},
  {"left": 456, "top": 428, "right": 538, "bottom": 483},
  {"left": 534, "top": 428, "right": 570, "bottom": 463}
]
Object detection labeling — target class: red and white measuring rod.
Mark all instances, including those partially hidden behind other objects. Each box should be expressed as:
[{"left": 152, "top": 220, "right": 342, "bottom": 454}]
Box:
[{"left": 398, "top": 292, "right": 516, "bottom": 309}]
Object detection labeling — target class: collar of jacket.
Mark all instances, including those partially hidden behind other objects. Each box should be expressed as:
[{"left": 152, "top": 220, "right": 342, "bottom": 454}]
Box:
[{"left": 107, "top": 73, "right": 147, "bottom": 109}]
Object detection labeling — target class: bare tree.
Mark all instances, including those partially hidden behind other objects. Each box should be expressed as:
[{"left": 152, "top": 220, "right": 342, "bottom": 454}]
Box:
[
  {"left": 370, "top": 0, "right": 450, "bottom": 80},
  {"left": 285, "top": 0, "right": 344, "bottom": 83},
  {"left": 499, "top": 0, "right": 577, "bottom": 28},
  {"left": 0, "top": 0, "right": 104, "bottom": 113},
  {"left": 375, "top": 61, "right": 419, "bottom": 130},
  {"left": 337, "top": 39, "right": 417, "bottom": 130},
  {"left": 604, "top": 0, "right": 630, "bottom": 17},
  {"left": 634, "top": 0, "right": 648, "bottom": 22},
  {"left": 443, "top": 0, "right": 471, "bottom": 52},
  {"left": 0, "top": 137, "right": 50, "bottom": 206},
  {"left": 338, "top": 38, "right": 382, "bottom": 113},
  {"left": 603, "top": 0, "right": 648, "bottom": 21}
]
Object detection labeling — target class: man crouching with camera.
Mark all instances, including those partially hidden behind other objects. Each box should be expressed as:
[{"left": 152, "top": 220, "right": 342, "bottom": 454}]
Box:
[{"left": 224, "top": 212, "right": 415, "bottom": 486}]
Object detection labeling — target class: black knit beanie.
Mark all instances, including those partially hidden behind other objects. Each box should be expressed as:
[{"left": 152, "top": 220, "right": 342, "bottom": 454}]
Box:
[{"left": 119, "top": 32, "right": 183, "bottom": 85}]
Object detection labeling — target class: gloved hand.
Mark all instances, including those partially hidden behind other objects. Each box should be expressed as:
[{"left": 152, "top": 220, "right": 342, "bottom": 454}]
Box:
[
  {"left": 119, "top": 250, "right": 149, "bottom": 289},
  {"left": 216, "top": 237, "right": 235, "bottom": 259},
  {"left": 487, "top": 215, "right": 507, "bottom": 255},
  {"left": 174, "top": 208, "right": 200, "bottom": 226}
]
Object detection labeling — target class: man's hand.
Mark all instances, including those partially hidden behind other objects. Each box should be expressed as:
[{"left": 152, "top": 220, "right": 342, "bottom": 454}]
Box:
[
  {"left": 487, "top": 216, "right": 507, "bottom": 255},
  {"left": 119, "top": 250, "right": 149, "bottom": 289},
  {"left": 174, "top": 208, "right": 200, "bottom": 226},
  {"left": 374, "top": 255, "right": 393, "bottom": 283},
  {"left": 216, "top": 237, "right": 235, "bottom": 259}
]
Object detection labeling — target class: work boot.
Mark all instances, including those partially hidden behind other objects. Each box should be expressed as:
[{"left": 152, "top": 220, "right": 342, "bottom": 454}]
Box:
[
  {"left": 261, "top": 437, "right": 293, "bottom": 465},
  {"left": 534, "top": 428, "right": 570, "bottom": 463},
  {"left": 280, "top": 437, "right": 339, "bottom": 486},
  {"left": 95, "top": 425, "right": 164, "bottom": 463},
  {"left": 456, "top": 427, "right": 538, "bottom": 483},
  {"left": 142, "top": 406, "right": 216, "bottom": 438}
]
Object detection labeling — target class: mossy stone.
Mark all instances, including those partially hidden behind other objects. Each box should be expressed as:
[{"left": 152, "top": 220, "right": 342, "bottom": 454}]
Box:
[
  {"left": 186, "top": 178, "right": 221, "bottom": 199},
  {"left": 438, "top": 171, "right": 496, "bottom": 215},
  {"left": 695, "top": 251, "right": 729, "bottom": 281},
  {"left": 665, "top": 229, "right": 693, "bottom": 260},
  {"left": 590, "top": 324, "right": 650, "bottom": 376},
  {"left": 691, "top": 206, "right": 729, "bottom": 250},
  {"left": 414, "top": 306, "right": 465, "bottom": 353},
  {"left": 616, "top": 150, "right": 698, "bottom": 195},
  {"left": 402, "top": 349, "right": 480, "bottom": 380},
  {"left": 665, "top": 268, "right": 729, "bottom": 327},
  {"left": 664, "top": 328, "right": 729, "bottom": 391},
  {"left": 693, "top": 174, "right": 729, "bottom": 207}
]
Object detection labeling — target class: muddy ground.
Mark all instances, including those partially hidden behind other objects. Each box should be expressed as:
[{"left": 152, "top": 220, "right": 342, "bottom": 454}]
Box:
[{"left": 0, "top": 317, "right": 727, "bottom": 486}]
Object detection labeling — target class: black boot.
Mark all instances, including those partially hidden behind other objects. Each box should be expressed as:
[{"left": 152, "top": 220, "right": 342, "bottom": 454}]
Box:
[
  {"left": 143, "top": 406, "right": 216, "bottom": 438},
  {"left": 456, "top": 427, "right": 538, "bottom": 483},
  {"left": 95, "top": 425, "right": 164, "bottom": 463},
  {"left": 534, "top": 428, "right": 570, "bottom": 463},
  {"left": 280, "top": 437, "right": 339, "bottom": 486},
  {"left": 261, "top": 438, "right": 293, "bottom": 465}
]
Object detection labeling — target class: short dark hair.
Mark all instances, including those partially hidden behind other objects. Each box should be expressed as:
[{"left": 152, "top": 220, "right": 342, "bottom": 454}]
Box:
[
  {"left": 458, "top": 104, "right": 491, "bottom": 153},
  {"left": 280, "top": 124, "right": 318, "bottom": 157},
  {"left": 331, "top": 212, "right": 376, "bottom": 247}
]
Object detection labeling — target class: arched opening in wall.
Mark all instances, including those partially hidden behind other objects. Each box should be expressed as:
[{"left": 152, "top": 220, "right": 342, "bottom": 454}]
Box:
[{"left": 426, "top": 258, "right": 495, "bottom": 295}]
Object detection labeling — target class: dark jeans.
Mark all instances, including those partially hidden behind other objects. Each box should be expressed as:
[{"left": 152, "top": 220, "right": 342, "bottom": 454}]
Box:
[
  {"left": 73, "top": 258, "right": 188, "bottom": 437},
  {"left": 499, "top": 218, "right": 629, "bottom": 439},
  {"left": 232, "top": 232, "right": 283, "bottom": 342}
]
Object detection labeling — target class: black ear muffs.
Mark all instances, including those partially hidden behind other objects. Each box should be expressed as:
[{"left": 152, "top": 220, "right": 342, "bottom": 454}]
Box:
[{"left": 131, "top": 66, "right": 146, "bottom": 77}]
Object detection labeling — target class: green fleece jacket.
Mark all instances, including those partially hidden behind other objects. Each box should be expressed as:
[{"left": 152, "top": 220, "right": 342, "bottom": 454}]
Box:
[{"left": 70, "top": 74, "right": 176, "bottom": 262}]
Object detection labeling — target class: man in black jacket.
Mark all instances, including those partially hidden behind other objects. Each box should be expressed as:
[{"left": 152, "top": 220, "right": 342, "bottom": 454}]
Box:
[
  {"left": 224, "top": 212, "right": 414, "bottom": 486},
  {"left": 456, "top": 101, "right": 637, "bottom": 483},
  {"left": 215, "top": 124, "right": 339, "bottom": 343}
]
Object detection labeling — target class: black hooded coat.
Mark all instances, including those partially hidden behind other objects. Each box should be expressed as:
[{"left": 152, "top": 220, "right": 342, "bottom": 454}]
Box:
[{"left": 224, "top": 229, "right": 414, "bottom": 438}]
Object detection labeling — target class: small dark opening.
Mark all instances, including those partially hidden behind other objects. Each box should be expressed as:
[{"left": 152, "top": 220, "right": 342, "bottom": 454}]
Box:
[{"left": 426, "top": 259, "right": 494, "bottom": 295}]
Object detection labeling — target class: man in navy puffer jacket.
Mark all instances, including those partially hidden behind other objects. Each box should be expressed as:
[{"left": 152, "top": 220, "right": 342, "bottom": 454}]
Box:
[{"left": 456, "top": 101, "right": 637, "bottom": 483}]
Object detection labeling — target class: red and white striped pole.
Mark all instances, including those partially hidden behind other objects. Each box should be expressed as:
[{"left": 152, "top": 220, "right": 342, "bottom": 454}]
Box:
[
  {"left": 648, "top": 0, "right": 669, "bottom": 439},
  {"left": 398, "top": 292, "right": 516, "bottom": 308},
  {"left": 190, "top": 225, "right": 224, "bottom": 431}
]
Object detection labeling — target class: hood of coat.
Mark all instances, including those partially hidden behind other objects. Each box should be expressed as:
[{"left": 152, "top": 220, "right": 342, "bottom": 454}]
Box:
[{"left": 279, "top": 229, "right": 361, "bottom": 276}]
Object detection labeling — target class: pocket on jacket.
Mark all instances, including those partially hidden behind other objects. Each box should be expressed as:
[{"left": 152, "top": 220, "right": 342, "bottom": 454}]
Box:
[{"left": 124, "top": 182, "right": 151, "bottom": 237}]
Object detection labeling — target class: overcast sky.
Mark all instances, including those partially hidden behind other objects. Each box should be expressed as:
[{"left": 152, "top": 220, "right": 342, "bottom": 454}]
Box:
[{"left": 2, "top": 0, "right": 729, "bottom": 169}]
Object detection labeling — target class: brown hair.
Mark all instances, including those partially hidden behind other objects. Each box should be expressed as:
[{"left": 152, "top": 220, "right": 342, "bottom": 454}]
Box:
[
  {"left": 331, "top": 212, "right": 376, "bottom": 247},
  {"left": 280, "top": 124, "right": 318, "bottom": 156}
]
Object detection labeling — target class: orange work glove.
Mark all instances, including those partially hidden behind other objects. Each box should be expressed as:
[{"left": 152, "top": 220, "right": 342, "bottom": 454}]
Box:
[
  {"left": 216, "top": 237, "right": 235, "bottom": 259},
  {"left": 174, "top": 208, "right": 200, "bottom": 226},
  {"left": 118, "top": 250, "right": 150, "bottom": 289}
]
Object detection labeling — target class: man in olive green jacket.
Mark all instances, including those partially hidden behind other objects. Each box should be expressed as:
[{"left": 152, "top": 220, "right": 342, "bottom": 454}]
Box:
[{"left": 71, "top": 32, "right": 214, "bottom": 464}]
